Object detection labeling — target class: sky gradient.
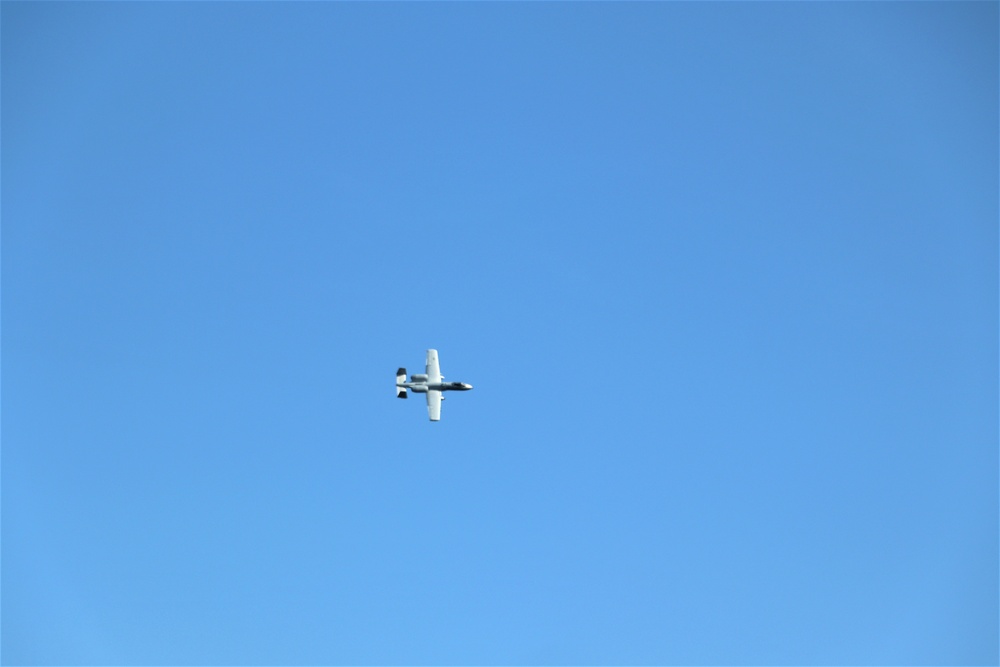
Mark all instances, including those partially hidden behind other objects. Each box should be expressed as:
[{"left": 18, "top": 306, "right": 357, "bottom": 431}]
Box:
[{"left": 3, "top": 2, "right": 998, "bottom": 665}]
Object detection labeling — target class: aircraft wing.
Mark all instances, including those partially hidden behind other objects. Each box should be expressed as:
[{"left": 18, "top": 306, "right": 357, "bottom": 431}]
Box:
[
  {"left": 426, "top": 389, "right": 442, "bottom": 421},
  {"left": 426, "top": 349, "right": 442, "bottom": 384}
]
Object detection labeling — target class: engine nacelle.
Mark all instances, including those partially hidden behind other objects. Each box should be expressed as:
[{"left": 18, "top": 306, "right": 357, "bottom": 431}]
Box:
[
  {"left": 410, "top": 374, "right": 428, "bottom": 382},
  {"left": 410, "top": 386, "right": 427, "bottom": 393}
]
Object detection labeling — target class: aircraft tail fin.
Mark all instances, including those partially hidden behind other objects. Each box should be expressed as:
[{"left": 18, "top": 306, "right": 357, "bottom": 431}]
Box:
[{"left": 396, "top": 368, "right": 407, "bottom": 398}]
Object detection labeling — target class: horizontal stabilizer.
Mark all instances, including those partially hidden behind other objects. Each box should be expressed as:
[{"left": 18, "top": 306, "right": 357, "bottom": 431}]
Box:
[{"left": 396, "top": 368, "right": 407, "bottom": 398}]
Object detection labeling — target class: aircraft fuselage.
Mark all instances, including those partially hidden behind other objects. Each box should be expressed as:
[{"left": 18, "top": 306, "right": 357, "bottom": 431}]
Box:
[{"left": 398, "top": 381, "right": 473, "bottom": 393}]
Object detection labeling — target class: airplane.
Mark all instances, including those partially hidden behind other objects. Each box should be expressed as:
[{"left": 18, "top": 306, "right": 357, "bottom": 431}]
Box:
[{"left": 396, "top": 349, "right": 473, "bottom": 421}]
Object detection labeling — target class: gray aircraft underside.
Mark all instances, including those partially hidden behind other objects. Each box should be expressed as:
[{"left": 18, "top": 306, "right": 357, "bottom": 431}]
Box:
[{"left": 396, "top": 349, "right": 472, "bottom": 421}]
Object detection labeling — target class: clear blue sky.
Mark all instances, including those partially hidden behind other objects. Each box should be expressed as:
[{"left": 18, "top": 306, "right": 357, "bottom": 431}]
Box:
[{"left": 3, "top": 2, "right": 997, "bottom": 665}]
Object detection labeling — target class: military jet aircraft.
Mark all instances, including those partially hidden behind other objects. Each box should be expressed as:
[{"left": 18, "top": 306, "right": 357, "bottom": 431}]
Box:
[{"left": 396, "top": 349, "right": 473, "bottom": 421}]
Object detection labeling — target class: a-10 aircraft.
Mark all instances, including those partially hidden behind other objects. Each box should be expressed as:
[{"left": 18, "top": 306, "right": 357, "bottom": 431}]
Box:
[{"left": 396, "top": 349, "right": 473, "bottom": 421}]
